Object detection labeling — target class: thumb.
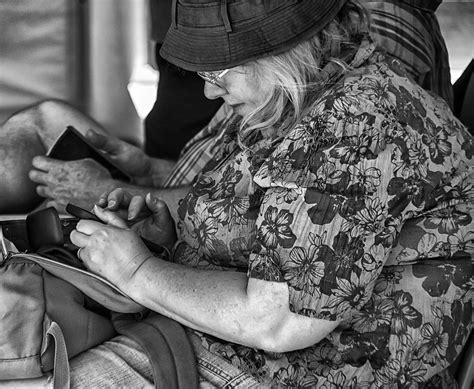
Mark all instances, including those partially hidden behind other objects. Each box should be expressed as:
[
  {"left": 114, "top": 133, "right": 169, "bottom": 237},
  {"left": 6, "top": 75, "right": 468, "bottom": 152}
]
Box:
[
  {"left": 145, "top": 193, "right": 173, "bottom": 224},
  {"left": 86, "top": 129, "right": 120, "bottom": 155},
  {"left": 93, "top": 204, "right": 128, "bottom": 228}
]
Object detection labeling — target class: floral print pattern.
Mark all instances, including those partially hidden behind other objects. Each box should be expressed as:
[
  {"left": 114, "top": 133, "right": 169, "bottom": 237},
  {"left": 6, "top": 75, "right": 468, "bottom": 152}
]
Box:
[{"left": 175, "top": 43, "right": 473, "bottom": 387}]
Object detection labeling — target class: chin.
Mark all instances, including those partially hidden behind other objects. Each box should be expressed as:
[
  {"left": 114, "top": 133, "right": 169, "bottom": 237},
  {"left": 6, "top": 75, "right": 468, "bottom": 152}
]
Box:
[{"left": 231, "top": 104, "right": 250, "bottom": 117}]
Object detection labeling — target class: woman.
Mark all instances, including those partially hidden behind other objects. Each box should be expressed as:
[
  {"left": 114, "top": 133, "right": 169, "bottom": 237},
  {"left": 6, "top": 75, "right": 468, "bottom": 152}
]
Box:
[{"left": 70, "top": 0, "right": 473, "bottom": 387}]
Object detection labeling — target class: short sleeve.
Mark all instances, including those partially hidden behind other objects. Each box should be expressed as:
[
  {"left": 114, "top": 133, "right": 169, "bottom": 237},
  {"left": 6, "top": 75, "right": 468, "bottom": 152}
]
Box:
[{"left": 247, "top": 67, "right": 458, "bottom": 323}]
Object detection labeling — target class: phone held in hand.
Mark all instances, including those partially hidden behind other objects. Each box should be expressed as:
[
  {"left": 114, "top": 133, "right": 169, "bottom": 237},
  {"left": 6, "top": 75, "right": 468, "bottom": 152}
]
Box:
[
  {"left": 66, "top": 203, "right": 102, "bottom": 223},
  {"left": 47, "top": 126, "right": 131, "bottom": 182},
  {"left": 66, "top": 203, "right": 167, "bottom": 256}
]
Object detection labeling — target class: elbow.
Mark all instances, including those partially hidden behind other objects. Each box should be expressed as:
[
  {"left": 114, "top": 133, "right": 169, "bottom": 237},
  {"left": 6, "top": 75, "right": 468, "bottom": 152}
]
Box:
[
  {"left": 256, "top": 333, "right": 295, "bottom": 354},
  {"left": 248, "top": 313, "right": 340, "bottom": 354},
  {"left": 243, "top": 278, "right": 338, "bottom": 353},
  {"left": 253, "top": 325, "right": 320, "bottom": 354}
]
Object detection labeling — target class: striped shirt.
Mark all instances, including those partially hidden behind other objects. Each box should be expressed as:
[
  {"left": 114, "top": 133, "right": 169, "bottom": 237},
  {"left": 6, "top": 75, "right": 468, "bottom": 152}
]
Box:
[
  {"left": 162, "top": 104, "right": 232, "bottom": 188},
  {"left": 365, "top": 0, "right": 453, "bottom": 107}
]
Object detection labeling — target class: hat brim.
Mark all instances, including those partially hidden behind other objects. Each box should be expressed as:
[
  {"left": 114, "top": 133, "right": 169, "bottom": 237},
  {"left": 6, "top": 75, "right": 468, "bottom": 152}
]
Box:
[{"left": 160, "top": 0, "right": 347, "bottom": 71}]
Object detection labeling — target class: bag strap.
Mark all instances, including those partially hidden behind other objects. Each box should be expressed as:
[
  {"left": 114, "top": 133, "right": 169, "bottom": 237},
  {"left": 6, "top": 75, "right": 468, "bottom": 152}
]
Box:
[
  {"left": 46, "top": 321, "right": 71, "bottom": 389},
  {"left": 113, "top": 313, "right": 198, "bottom": 389}
]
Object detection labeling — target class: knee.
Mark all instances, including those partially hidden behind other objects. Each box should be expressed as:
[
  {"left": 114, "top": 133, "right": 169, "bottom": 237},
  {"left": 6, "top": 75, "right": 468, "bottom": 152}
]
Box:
[
  {"left": 0, "top": 140, "right": 43, "bottom": 213},
  {"left": 35, "top": 98, "right": 75, "bottom": 118},
  {"left": 3, "top": 99, "right": 72, "bottom": 129},
  {"left": 0, "top": 126, "right": 45, "bottom": 213}
]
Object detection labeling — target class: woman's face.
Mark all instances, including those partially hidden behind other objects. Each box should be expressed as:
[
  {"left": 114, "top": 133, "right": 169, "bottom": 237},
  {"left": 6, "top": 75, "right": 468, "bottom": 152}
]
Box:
[{"left": 200, "top": 66, "right": 273, "bottom": 117}]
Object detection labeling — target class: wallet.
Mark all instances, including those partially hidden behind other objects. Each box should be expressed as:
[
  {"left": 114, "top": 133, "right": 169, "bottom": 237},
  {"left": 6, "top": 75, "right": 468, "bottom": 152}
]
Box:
[{"left": 47, "top": 126, "right": 131, "bottom": 182}]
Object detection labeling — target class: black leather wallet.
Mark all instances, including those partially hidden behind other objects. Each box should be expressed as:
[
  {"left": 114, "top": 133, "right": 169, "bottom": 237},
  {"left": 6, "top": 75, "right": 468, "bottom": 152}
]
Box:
[{"left": 47, "top": 126, "right": 131, "bottom": 182}]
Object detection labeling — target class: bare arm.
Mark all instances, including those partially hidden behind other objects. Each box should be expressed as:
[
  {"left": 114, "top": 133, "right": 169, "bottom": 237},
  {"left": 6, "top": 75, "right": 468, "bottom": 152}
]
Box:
[
  {"left": 71, "top": 211, "right": 339, "bottom": 353},
  {"left": 124, "top": 256, "right": 340, "bottom": 353}
]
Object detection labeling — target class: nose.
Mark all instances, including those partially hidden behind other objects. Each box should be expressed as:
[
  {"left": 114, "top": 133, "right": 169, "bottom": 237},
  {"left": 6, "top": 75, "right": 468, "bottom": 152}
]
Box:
[{"left": 203, "top": 82, "right": 226, "bottom": 100}]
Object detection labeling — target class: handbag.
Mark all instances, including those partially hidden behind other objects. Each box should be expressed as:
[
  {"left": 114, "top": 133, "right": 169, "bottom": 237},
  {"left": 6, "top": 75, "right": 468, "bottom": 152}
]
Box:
[{"left": 0, "top": 208, "right": 198, "bottom": 389}]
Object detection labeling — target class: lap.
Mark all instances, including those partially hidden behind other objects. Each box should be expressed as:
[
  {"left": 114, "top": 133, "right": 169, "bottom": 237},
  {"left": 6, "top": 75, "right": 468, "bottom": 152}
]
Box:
[{"left": 70, "top": 335, "right": 153, "bottom": 388}]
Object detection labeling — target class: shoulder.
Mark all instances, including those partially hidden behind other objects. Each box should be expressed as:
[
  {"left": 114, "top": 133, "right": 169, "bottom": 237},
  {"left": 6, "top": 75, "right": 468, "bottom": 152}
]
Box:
[
  {"left": 254, "top": 61, "right": 394, "bottom": 189},
  {"left": 254, "top": 58, "right": 470, "bottom": 190}
]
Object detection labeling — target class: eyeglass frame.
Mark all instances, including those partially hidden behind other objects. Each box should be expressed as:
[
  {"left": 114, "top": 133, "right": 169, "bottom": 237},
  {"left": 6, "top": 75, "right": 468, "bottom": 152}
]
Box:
[{"left": 197, "top": 69, "right": 231, "bottom": 87}]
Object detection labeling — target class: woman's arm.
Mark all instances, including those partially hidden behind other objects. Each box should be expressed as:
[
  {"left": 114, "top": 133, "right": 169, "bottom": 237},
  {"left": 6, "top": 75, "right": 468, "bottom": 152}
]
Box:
[
  {"left": 71, "top": 210, "right": 339, "bottom": 354},
  {"left": 125, "top": 257, "right": 339, "bottom": 353}
]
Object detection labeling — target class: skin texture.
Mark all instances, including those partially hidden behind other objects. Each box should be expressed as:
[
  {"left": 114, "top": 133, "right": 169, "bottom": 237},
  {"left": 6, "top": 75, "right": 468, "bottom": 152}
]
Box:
[
  {"left": 71, "top": 202, "right": 339, "bottom": 353},
  {"left": 69, "top": 71, "right": 340, "bottom": 353},
  {"left": 0, "top": 70, "right": 339, "bottom": 353},
  {"left": 0, "top": 100, "right": 180, "bottom": 215},
  {"left": 203, "top": 66, "right": 271, "bottom": 117}
]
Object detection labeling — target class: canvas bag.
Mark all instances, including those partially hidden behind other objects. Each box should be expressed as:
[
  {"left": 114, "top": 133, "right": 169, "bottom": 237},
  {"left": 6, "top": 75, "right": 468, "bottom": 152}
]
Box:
[
  {"left": 0, "top": 233, "right": 143, "bottom": 388},
  {"left": 0, "top": 214, "right": 198, "bottom": 389},
  {"left": 0, "top": 254, "right": 116, "bottom": 387}
]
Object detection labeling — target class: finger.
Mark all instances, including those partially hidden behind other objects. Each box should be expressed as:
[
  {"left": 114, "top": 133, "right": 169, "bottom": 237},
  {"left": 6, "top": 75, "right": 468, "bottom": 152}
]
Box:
[
  {"left": 145, "top": 193, "right": 173, "bottom": 223},
  {"left": 45, "top": 199, "right": 58, "bottom": 208},
  {"left": 36, "top": 185, "right": 53, "bottom": 198},
  {"left": 97, "top": 191, "right": 109, "bottom": 207},
  {"left": 31, "top": 156, "right": 61, "bottom": 172},
  {"left": 105, "top": 188, "right": 131, "bottom": 210},
  {"left": 96, "top": 194, "right": 129, "bottom": 219},
  {"left": 45, "top": 199, "right": 66, "bottom": 214},
  {"left": 86, "top": 129, "right": 120, "bottom": 155},
  {"left": 29, "top": 169, "right": 53, "bottom": 185},
  {"left": 75, "top": 219, "right": 106, "bottom": 235},
  {"left": 128, "top": 195, "right": 146, "bottom": 221},
  {"left": 76, "top": 247, "right": 89, "bottom": 263},
  {"left": 93, "top": 205, "right": 128, "bottom": 228},
  {"left": 70, "top": 228, "right": 91, "bottom": 248}
]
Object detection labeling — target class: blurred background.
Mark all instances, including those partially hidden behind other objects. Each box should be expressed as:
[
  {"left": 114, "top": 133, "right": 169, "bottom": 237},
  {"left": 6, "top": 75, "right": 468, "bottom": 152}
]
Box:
[{"left": 0, "top": 0, "right": 473, "bottom": 147}]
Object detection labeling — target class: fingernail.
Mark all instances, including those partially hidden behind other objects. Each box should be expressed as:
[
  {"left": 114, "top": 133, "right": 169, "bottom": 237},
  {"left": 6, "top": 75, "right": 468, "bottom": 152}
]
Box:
[
  {"left": 150, "top": 194, "right": 158, "bottom": 204},
  {"left": 108, "top": 200, "right": 116, "bottom": 208}
]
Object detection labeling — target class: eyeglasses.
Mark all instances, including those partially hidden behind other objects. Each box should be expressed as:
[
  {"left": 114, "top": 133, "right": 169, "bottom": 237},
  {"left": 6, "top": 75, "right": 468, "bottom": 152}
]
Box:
[{"left": 197, "top": 69, "right": 231, "bottom": 87}]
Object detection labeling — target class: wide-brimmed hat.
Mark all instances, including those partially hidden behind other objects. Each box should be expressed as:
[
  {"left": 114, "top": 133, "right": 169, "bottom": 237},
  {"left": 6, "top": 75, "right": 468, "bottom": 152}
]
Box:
[{"left": 160, "top": 0, "right": 347, "bottom": 72}]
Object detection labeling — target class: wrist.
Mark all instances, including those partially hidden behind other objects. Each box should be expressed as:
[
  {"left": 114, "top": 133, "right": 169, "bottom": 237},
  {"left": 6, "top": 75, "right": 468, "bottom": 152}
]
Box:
[
  {"left": 149, "top": 158, "right": 176, "bottom": 187},
  {"left": 120, "top": 253, "right": 155, "bottom": 295},
  {"left": 131, "top": 159, "right": 155, "bottom": 186},
  {"left": 123, "top": 254, "right": 166, "bottom": 302}
]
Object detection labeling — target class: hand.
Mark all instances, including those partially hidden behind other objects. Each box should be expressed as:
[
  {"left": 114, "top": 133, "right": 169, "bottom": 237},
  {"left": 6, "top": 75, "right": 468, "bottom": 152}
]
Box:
[
  {"left": 99, "top": 188, "right": 177, "bottom": 252},
  {"left": 86, "top": 130, "right": 153, "bottom": 185},
  {"left": 29, "top": 156, "right": 118, "bottom": 212},
  {"left": 70, "top": 208, "right": 153, "bottom": 289}
]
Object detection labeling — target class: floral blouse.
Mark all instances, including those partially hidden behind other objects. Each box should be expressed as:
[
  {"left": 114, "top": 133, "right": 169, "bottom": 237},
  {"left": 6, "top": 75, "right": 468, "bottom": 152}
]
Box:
[{"left": 173, "top": 42, "right": 473, "bottom": 387}]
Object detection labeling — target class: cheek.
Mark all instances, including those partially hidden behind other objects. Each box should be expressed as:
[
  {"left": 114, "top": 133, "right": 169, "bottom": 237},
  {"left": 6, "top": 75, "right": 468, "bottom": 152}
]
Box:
[{"left": 246, "top": 80, "right": 273, "bottom": 107}]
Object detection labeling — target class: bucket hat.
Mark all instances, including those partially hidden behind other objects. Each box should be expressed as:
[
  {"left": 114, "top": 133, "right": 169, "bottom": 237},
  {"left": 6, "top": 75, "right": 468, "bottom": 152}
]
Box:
[{"left": 160, "top": 0, "right": 347, "bottom": 72}]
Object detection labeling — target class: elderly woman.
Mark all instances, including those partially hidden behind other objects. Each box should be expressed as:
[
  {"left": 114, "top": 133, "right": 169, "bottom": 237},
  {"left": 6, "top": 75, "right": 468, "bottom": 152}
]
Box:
[{"left": 65, "top": 0, "right": 474, "bottom": 387}]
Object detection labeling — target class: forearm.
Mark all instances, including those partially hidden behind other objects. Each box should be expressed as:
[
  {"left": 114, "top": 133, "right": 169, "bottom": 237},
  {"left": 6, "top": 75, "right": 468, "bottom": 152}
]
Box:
[
  {"left": 132, "top": 157, "right": 177, "bottom": 188},
  {"left": 124, "top": 257, "right": 339, "bottom": 352}
]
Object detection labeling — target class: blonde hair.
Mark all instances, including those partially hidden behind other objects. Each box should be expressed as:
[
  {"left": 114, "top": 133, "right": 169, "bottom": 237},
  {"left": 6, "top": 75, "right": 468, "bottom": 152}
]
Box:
[{"left": 239, "top": 0, "right": 370, "bottom": 144}]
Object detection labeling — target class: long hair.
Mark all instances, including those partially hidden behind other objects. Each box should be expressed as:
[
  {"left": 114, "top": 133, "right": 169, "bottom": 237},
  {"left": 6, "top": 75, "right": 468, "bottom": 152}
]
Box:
[{"left": 239, "top": 0, "right": 370, "bottom": 144}]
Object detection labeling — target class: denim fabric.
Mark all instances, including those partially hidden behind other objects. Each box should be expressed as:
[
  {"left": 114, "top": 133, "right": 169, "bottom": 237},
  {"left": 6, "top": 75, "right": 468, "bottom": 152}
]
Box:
[
  {"left": 69, "top": 336, "right": 154, "bottom": 388},
  {"left": 68, "top": 334, "right": 260, "bottom": 388},
  {"left": 188, "top": 332, "right": 261, "bottom": 388}
]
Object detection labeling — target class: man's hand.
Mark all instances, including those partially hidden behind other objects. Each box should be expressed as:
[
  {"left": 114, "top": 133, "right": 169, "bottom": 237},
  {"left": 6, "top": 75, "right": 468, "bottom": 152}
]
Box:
[
  {"left": 86, "top": 130, "right": 154, "bottom": 186},
  {"left": 29, "top": 156, "right": 119, "bottom": 212}
]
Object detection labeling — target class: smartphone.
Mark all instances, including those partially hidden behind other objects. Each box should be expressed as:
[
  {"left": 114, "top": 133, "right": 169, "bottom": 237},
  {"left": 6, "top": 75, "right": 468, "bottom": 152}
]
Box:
[
  {"left": 66, "top": 203, "right": 165, "bottom": 255},
  {"left": 47, "top": 126, "right": 131, "bottom": 182},
  {"left": 66, "top": 203, "right": 102, "bottom": 223}
]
